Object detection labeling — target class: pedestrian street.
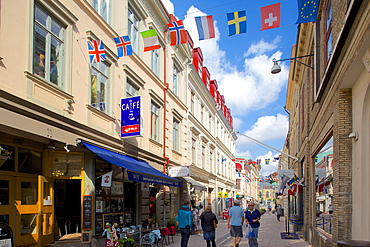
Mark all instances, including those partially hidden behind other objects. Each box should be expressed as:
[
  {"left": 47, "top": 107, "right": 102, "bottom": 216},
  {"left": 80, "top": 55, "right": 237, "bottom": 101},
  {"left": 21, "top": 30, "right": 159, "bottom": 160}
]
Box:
[{"left": 166, "top": 213, "right": 311, "bottom": 247}]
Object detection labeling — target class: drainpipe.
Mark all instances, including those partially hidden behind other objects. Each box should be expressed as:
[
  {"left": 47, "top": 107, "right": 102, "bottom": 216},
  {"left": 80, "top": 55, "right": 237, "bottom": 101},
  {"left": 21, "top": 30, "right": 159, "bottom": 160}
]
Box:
[{"left": 162, "top": 28, "right": 170, "bottom": 227}]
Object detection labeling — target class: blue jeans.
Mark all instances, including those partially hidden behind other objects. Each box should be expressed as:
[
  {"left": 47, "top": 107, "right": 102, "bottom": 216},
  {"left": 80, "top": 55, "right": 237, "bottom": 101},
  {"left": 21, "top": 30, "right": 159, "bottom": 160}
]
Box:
[
  {"left": 180, "top": 228, "right": 191, "bottom": 247},
  {"left": 248, "top": 227, "right": 259, "bottom": 247}
]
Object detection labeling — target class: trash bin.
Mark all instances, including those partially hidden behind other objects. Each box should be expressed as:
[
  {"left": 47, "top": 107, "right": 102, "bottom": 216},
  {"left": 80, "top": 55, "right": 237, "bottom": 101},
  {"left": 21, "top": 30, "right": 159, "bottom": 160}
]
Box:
[{"left": 337, "top": 240, "right": 370, "bottom": 247}]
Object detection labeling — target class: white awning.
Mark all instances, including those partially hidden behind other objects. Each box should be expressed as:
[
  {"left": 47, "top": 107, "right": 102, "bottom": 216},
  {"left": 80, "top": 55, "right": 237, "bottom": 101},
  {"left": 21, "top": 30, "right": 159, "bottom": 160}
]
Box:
[{"left": 184, "top": 177, "right": 207, "bottom": 191}]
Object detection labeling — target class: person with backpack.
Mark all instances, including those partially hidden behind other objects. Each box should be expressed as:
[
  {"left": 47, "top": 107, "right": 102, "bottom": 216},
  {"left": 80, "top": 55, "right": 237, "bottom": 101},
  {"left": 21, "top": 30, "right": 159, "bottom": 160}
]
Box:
[{"left": 176, "top": 199, "right": 193, "bottom": 247}]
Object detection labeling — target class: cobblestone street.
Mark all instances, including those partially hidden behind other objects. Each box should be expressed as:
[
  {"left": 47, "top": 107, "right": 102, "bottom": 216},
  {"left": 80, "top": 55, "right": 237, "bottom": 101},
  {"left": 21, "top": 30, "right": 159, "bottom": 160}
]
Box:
[{"left": 166, "top": 213, "right": 311, "bottom": 247}]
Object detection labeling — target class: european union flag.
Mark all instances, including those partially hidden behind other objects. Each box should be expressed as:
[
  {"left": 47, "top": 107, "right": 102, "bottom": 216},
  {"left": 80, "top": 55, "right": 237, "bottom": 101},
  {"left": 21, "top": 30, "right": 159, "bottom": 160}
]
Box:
[
  {"left": 296, "top": 0, "right": 320, "bottom": 24},
  {"left": 227, "top": 10, "right": 247, "bottom": 36}
]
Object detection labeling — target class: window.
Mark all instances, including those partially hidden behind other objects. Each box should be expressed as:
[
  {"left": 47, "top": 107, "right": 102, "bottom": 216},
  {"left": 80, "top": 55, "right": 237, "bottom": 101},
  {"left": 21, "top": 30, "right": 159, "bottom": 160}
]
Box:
[
  {"left": 128, "top": 8, "right": 140, "bottom": 54},
  {"left": 33, "top": 4, "right": 65, "bottom": 86},
  {"left": 191, "top": 138, "right": 196, "bottom": 164},
  {"left": 236, "top": 180, "right": 240, "bottom": 190},
  {"left": 202, "top": 145, "right": 205, "bottom": 169},
  {"left": 325, "top": 0, "right": 332, "bottom": 63},
  {"left": 150, "top": 102, "right": 160, "bottom": 142},
  {"left": 173, "top": 118, "right": 180, "bottom": 152},
  {"left": 190, "top": 91, "right": 195, "bottom": 114},
  {"left": 209, "top": 150, "right": 213, "bottom": 172},
  {"left": 92, "top": 0, "right": 111, "bottom": 24},
  {"left": 209, "top": 115, "right": 212, "bottom": 133},
  {"left": 91, "top": 61, "right": 110, "bottom": 112},
  {"left": 201, "top": 105, "right": 204, "bottom": 124},
  {"left": 173, "top": 66, "right": 179, "bottom": 96},
  {"left": 151, "top": 49, "right": 160, "bottom": 77},
  {"left": 126, "top": 79, "right": 139, "bottom": 97}
]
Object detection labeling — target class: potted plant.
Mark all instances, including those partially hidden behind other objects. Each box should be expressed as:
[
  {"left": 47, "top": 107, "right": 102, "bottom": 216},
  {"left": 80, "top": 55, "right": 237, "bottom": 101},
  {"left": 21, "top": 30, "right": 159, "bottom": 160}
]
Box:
[
  {"left": 164, "top": 199, "right": 170, "bottom": 206},
  {"left": 167, "top": 217, "right": 177, "bottom": 227},
  {"left": 118, "top": 236, "right": 135, "bottom": 247},
  {"left": 316, "top": 210, "right": 322, "bottom": 217}
]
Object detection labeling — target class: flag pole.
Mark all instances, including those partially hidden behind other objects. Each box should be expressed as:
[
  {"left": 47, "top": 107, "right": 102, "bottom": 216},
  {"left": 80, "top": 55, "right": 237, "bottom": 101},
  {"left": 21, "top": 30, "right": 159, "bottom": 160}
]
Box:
[{"left": 235, "top": 132, "right": 299, "bottom": 160}]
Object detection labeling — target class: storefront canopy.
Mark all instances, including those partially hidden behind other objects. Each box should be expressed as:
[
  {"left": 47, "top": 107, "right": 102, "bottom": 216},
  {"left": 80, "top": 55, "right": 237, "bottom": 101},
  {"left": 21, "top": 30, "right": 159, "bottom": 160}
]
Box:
[
  {"left": 82, "top": 142, "right": 181, "bottom": 187},
  {"left": 183, "top": 177, "right": 207, "bottom": 191}
]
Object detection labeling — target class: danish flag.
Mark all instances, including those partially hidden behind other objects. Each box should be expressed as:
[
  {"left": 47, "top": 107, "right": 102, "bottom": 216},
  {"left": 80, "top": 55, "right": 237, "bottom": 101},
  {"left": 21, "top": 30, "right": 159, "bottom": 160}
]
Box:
[
  {"left": 166, "top": 20, "right": 187, "bottom": 46},
  {"left": 113, "top": 35, "right": 133, "bottom": 57},
  {"left": 87, "top": 40, "right": 106, "bottom": 63}
]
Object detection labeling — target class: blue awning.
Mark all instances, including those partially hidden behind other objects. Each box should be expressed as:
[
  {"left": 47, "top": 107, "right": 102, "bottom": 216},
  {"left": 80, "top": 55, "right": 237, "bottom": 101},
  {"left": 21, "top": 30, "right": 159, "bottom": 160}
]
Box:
[{"left": 82, "top": 142, "right": 181, "bottom": 187}]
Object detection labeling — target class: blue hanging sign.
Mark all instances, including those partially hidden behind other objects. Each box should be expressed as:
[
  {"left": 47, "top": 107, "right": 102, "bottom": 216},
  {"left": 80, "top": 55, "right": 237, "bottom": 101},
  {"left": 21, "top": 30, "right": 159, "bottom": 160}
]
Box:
[{"left": 121, "top": 96, "right": 142, "bottom": 138}]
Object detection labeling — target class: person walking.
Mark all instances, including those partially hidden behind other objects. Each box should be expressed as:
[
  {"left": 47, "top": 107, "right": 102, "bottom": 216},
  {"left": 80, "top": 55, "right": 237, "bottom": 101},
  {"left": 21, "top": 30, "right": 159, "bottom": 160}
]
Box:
[
  {"left": 191, "top": 205, "right": 199, "bottom": 234},
  {"left": 227, "top": 199, "right": 244, "bottom": 247},
  {"left": 276, "top": 204, "right": 282, "bottom": 221},
  {"left": 177, "top": 199, "right": 193, "bottom": 247},
  {"left": 245, "top": 201, "right": 261, "bottom": 247},
  {"left": 197, "top": 204, "right": 204, "bottom": 236},
  {"left": 200, "top": 205, "right": 218, "bottom": 247}
]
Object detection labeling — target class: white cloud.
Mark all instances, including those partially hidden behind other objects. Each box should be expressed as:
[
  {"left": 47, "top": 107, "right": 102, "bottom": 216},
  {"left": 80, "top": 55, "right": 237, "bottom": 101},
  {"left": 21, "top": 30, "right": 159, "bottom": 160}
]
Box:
[
  {"left": 244, "top": 37, "right": 281, "bottom": 57},
  {"left": 161, "top": 0, "right": 175, "bottom": 15},
  {"left": 236, "top": 114, "right": 288, "bottom": 148},
  {"left": 256, "top": 152, "right": 281, "bottom": 176},
  {"left": 180, "top": 7, "right": 288, "bottom": 117}
]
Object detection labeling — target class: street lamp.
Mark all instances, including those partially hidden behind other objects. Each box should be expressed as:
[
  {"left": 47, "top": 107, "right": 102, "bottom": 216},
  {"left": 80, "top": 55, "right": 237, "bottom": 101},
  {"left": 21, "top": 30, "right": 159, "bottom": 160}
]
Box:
[{"left": 271, "top": 54, "right": 314, "bottom": 74}]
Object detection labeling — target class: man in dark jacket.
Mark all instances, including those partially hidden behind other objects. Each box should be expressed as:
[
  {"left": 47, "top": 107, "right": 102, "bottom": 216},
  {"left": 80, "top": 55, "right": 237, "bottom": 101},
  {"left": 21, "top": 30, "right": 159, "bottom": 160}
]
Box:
[
  {"left": 200, "top": 205, "right": 218, "bottom": 247},
  {"left": 176, "top": 199, "right": 193, "bottom": 247},
  {"left": 245, "top": 202, "right": 261, "bottom": 247}
]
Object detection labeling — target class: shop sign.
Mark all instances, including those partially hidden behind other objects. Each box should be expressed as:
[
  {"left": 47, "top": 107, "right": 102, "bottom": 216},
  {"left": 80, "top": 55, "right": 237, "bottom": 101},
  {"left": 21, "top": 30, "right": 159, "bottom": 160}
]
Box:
[
  {"left": 278, "top": 169, "right": 294, "bottom": 178},
  {"left": 121, "top": 96, "right": 142, "bottom": 138},
  {"left": 168, "top": 166, "right": 191, "bottom": 177}
]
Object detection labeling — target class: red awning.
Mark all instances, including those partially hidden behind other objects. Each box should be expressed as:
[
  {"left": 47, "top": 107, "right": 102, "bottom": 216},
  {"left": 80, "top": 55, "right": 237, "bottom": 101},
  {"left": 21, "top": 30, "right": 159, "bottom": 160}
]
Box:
[{"left": 236, "top": 163, "right": 242, "bottom": 170}]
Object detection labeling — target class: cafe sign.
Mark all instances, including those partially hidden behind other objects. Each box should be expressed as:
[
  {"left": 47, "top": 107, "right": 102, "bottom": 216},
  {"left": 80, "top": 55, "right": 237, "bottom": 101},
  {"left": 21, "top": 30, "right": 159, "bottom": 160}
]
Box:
[
  {"left": 168, "top": 166, "right": 191, "bottom": 177},
  {"left": 121, "top": 96, "right": 142, "bottom": 138}
]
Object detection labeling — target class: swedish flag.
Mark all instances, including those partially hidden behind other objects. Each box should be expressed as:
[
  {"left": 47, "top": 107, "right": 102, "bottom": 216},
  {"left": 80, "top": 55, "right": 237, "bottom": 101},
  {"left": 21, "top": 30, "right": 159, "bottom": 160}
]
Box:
[
  {"left": 227, "top": 11, "right": 247, "bottom": 36},
  {"left": 296, "top": 0, "right": 320, "bottom": 24}
]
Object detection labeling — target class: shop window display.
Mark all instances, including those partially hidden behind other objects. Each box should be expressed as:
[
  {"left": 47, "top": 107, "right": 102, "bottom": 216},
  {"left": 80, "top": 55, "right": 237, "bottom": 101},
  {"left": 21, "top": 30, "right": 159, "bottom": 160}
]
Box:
[{"left": 95, "top": 158, "right": 126, "bottom": 233}]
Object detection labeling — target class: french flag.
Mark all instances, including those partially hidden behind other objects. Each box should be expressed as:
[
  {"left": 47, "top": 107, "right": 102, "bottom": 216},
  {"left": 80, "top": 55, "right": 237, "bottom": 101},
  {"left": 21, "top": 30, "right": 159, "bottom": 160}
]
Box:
[{"left": 195, "top": 15, "right": 215, "bottom": 40}]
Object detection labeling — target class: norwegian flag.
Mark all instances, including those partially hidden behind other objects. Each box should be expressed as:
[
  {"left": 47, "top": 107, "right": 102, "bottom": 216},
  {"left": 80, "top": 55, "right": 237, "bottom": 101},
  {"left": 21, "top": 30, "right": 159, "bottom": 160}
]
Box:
[
  {"left": 113, "top": 35, "right": 132, "bottom": 57},
  {"left": 87, "top": 40, "right": 106, "bottom": 63},
  {"left": 166, "top": 20, "right": 187, "bottom": 46}
]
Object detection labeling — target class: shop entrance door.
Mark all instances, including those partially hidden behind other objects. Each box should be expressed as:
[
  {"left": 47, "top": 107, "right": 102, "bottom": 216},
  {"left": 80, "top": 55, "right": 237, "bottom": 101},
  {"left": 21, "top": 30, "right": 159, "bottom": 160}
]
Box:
[
  {"left": 0, "top": 175, "right": 15, "bottom": 233},
  {"left": 15, "top": 176, "right": 39, "bottom": 246},
  {"left": 37, "top": 175, "right": 54, "bottom": 246},
  {"left": 54, "top": 179, "right": 81, "bottom": 238}
]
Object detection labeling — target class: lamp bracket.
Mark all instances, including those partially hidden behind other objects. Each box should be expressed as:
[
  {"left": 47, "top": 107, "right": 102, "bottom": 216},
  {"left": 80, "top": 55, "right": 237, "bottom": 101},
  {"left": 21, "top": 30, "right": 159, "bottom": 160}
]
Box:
[{"left": 273, "top": 54, "right": 314, "bottom": 69}]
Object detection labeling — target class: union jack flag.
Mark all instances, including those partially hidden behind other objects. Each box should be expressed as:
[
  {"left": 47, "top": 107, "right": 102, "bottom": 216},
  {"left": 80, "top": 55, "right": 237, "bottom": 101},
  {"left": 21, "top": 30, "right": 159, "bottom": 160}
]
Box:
[
  {"left": 166, "top": 20, "right": 187, "bottom": 46},
  {"left": 87, "top": 40, "right": 106, "bottom": 63},
  {"left": 113, "top": 35, "right": 132, "bottom": 57}
]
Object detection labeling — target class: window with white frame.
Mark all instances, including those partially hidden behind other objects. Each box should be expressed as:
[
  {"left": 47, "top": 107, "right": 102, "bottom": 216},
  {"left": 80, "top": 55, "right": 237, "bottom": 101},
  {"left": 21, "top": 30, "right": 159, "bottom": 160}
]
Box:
[
  {"left": 33, "top": 4, "right": 65, "bottom": 86},
  {"left": 191, "top": 91, "right": 195, "bottom": 114},
  {"left": 151, "top": 49, "right": 160, "bottom": 77},
  {"left": 209, "top": 150, "right": 213, "bottom": 172},
  {"left": 91, "top": 61, "right": 110, "bottom": 112},
  {"left": 92, "top": 0, "right": 111, "bottom": 24},
  {"left": 128, "top": 7, "right": 140, "bottom": 54},
  {"left": 202, "top": 145, "right": 205, "bottom": 169},
  {"left": 173, "top": 118, "right": 180, "bottom": 152},
  {"left": 126, "top": 79, "right": 139, "bottom": 97},
  {"left": 201, "top": 105, "right": 204, "bottom": 124},
  {"left": 173, "top": 66, "right": 179, "bottom": 96},
  {"left": 191, "top": 138, "right": 196, "bottom": 164},
  {"left": 150, "top": 102, "right": 160, "bottom": 142}
]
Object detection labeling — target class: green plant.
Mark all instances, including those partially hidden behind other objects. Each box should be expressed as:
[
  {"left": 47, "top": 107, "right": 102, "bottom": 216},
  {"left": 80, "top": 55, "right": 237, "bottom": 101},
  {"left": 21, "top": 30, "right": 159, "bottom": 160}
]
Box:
[{"left": 118, "top": 236, "right": 135, "bottom": 247}]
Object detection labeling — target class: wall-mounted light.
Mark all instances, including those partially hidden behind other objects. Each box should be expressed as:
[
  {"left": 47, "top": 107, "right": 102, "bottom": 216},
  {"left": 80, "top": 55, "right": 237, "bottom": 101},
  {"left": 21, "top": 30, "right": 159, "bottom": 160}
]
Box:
[
  {"left": 348, "top": 132, "right": 359, "bottom": 141},
  {"left": 64, "top": 144, "right": 70, "bottom": 153},
  {"left": 271, "top": 54, "right": 314, "bottom": 74}
]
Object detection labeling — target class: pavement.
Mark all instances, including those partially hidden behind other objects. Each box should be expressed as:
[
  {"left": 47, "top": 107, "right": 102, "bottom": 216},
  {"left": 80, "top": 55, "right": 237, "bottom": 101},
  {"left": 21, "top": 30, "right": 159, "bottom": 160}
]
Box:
[{"left": 164, "top": 213, "right": 311, "bottom": 247}]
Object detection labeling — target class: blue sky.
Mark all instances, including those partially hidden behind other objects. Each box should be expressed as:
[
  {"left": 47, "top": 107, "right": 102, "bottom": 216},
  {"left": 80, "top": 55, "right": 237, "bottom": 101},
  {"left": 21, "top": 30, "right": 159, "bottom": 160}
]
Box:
[{"left": 162, "top": 0, "right": 300, "bottom": 176}]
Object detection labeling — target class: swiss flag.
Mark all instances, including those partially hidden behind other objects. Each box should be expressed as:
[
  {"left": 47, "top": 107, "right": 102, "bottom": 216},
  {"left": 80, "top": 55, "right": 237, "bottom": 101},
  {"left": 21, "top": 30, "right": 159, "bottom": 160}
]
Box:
[{"left": 260, "top": 3, "right": 280, "bottom": 31}]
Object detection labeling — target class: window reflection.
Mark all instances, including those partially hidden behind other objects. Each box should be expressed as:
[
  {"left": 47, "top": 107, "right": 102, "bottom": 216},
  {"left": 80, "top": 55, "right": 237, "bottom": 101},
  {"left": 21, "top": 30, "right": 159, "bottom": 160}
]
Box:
[
  {"left": 314, "top": 137, "right": 333, "bottom": 234},
  {"left": 21, "top": 182, "right": 37, "bottom": 205},
  {"left": 20, "top": 214, "right": 37, "bottom": 235}
]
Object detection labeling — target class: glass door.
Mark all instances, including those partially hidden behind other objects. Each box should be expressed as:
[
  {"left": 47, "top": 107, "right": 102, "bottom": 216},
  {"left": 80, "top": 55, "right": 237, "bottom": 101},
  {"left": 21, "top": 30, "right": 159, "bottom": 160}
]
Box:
[
  {"left": 38, "top": 175, "right": 54, "bottom": 246},
  {"left": 15, "top": 176, "right": 39, "bottom": 246},
  {"left": 0, "top": 175, "right": 15, "bottom": 227}
]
